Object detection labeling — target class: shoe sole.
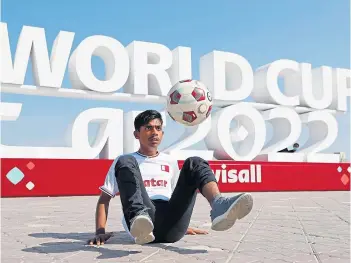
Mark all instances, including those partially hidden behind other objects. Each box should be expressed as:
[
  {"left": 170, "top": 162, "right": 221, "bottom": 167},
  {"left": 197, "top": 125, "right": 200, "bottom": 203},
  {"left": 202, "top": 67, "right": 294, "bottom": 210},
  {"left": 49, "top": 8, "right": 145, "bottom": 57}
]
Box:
[
  {"left": 130, "top": 215, "right": 155, "bottom": 245},
  {"left": 211, "top": 193, "right": 253, "bottom": 231},
  {"left": 135, "top": 233, "right": 155, "bottom": 245}
]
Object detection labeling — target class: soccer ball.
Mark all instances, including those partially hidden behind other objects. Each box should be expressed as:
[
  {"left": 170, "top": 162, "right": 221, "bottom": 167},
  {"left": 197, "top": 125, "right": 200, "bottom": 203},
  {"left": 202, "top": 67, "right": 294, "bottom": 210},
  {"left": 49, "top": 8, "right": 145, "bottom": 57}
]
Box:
[{"left": 166, "top": 79, "right": 213, "bottom": 126}]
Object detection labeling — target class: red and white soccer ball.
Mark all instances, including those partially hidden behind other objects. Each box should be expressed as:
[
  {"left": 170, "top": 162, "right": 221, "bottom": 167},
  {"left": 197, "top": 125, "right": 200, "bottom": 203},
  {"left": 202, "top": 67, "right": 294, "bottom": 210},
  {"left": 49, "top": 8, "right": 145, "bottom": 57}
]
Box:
[{"left": 166, "top": 79, "right": 213, "bottom": 126}]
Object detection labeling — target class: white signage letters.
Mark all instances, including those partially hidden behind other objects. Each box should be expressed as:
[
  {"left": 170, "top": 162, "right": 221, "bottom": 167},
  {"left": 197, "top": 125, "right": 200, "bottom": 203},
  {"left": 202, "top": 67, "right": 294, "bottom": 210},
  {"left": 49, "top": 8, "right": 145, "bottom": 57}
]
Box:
[
  {"left": 68, "top": 35, "right": 129, "bottom": 93},
  {"left": 200, "top": 51, "right": 254, "bottom": 101},
  {"left": 1, "top": 23, "right": 350, "bottom": 162},
  {"left": 1, "top": 23, "right": 75, "bottom": 87}
]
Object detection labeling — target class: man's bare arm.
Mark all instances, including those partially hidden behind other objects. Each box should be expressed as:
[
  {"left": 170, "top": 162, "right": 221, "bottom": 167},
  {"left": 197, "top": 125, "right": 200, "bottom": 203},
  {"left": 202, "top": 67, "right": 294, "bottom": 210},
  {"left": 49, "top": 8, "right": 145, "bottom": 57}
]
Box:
[
  {"left": 87, "top": 192, "right": 113, "bottom": 245},
  {"left": 95, "top": 192, "right": 112, "bottom": 233}
]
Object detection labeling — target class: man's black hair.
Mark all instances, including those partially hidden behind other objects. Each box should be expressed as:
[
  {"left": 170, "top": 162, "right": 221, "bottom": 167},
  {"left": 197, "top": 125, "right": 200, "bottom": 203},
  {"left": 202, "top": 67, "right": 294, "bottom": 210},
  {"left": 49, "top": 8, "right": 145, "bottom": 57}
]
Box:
[{"left": 134, "top": 110, "right": 163, "bottom": 131}]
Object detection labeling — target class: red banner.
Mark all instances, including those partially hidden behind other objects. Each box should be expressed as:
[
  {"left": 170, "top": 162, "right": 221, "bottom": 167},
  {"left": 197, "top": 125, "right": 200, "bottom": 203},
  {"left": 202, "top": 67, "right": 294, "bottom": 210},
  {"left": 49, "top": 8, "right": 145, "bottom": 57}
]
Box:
[{"left": 1, "top": 158, "right": 350, "bottom": 197}]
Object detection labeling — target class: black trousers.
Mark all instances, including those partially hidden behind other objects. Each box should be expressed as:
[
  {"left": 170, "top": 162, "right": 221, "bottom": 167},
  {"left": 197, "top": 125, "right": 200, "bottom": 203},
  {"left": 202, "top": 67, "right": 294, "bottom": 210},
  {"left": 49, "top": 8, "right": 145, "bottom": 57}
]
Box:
[{"left": 114, "top": 155, "right": 217, "bottom": 243}]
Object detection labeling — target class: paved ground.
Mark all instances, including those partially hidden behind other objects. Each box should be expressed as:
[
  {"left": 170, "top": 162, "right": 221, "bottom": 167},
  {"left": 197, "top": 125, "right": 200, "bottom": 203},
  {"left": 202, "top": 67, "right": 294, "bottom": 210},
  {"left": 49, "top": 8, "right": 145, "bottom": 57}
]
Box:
[{"left": 1, "top": 192, "right": 350, "bottom": 263}]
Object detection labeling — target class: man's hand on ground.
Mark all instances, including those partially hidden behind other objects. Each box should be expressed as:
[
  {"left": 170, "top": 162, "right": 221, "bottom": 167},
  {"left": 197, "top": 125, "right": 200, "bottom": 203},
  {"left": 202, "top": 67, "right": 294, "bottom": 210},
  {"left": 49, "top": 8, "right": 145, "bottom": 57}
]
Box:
[
  {"left": 186, "top": 227, "right": 209, "bottom": 235},
  {"left": 87, "top": 229, "right": 113, "bottom": 246}
]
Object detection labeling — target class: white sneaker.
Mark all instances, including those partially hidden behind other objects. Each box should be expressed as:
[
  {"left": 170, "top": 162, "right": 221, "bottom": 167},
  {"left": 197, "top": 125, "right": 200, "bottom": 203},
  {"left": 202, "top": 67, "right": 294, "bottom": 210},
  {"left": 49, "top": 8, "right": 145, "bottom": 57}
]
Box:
[
  {"left": 135, "top": 232, "right": 155, "bottom": 245},
  {"left": 210, "top": 193, "right": 253, "bottom": 231},
  {"left": 130, "top": 214, "right": 155, "bottom": 245}
]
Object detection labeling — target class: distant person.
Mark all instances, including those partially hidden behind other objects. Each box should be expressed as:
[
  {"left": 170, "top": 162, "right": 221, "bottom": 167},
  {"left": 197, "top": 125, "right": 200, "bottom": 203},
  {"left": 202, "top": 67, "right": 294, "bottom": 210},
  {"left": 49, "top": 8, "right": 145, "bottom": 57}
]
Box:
[{"left": 279, "top": 143, "right": 299, "bottom": 153}]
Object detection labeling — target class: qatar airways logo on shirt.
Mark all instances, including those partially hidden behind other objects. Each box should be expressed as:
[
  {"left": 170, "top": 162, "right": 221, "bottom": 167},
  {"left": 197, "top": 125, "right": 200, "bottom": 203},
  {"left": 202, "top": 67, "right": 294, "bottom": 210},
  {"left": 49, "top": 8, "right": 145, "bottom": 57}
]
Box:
[
  {"left": 213, "top": 164, "right": 262, "bottom": 184},
  {"left": 143, "top": 179, "right": 168, "bottom": 187}
]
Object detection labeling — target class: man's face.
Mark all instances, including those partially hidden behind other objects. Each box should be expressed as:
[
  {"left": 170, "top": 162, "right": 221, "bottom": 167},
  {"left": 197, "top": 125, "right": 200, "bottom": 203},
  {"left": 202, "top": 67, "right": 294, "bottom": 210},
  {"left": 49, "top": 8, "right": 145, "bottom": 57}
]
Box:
[{"left": 134, "top": 118, "right": 164, "bottom": 150}]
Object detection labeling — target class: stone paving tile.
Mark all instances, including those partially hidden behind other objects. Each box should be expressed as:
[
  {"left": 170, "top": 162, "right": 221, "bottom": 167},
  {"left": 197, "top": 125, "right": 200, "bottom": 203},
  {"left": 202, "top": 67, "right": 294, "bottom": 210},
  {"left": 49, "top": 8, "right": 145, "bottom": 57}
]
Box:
[{"left": 1, "top": 192, "right": 350, "bottom": 262}]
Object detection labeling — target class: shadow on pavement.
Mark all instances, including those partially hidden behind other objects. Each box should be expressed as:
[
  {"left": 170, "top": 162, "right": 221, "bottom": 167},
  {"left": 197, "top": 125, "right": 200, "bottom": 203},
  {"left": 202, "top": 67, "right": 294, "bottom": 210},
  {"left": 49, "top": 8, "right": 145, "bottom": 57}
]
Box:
[{"left": 24, "top": 231, "right": 208, "bottom": 259}]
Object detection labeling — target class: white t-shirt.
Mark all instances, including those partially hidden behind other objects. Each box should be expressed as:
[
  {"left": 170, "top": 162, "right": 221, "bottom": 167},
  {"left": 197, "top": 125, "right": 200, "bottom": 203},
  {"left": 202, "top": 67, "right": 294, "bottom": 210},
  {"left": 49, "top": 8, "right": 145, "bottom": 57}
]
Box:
[{"left": 99, "top": 151, "right": 180, "bottom": 240}]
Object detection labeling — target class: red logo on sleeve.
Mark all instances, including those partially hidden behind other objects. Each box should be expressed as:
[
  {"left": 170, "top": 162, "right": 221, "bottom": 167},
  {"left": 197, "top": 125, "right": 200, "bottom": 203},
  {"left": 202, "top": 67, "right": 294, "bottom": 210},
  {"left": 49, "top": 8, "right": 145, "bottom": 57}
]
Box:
[{"left": 161, "top": 165, "right": 170, "bottom": 172}]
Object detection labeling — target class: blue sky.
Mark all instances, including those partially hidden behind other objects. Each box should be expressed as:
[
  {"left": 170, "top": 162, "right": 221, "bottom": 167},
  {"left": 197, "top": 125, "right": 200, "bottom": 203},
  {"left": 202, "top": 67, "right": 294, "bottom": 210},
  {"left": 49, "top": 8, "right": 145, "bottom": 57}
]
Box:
[{"left": 1, "top": 0, "right": 350, "bottom": 160}]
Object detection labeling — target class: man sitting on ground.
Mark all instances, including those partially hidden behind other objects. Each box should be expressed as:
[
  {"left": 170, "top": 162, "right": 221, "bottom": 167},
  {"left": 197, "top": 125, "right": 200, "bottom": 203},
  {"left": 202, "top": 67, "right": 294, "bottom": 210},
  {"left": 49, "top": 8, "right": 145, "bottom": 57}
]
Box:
[{"left": 88, "top": 110, "right": 254, "bottom": 245}]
